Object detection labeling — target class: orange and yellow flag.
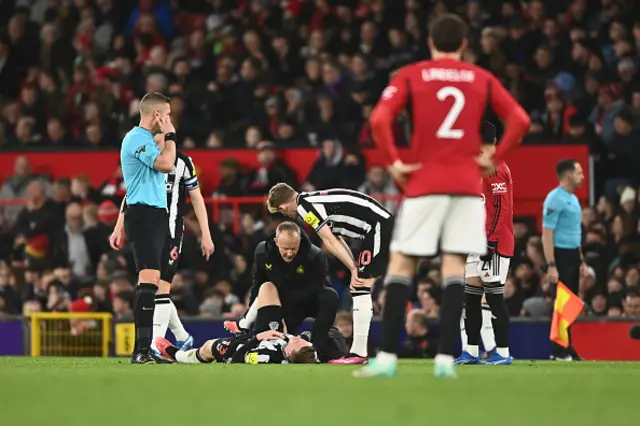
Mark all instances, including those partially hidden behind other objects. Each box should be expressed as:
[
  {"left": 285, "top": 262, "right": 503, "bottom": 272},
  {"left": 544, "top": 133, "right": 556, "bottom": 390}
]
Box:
[{"left": 549, "top": 282, "right": 585, "bottom": 347}]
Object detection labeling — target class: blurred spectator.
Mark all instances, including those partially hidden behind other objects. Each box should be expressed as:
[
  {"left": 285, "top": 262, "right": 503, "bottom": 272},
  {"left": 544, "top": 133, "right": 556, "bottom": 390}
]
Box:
[
  {"left": 358, "top": 165, "right": 399, "bottom": 214},
  {"left": 399, "top": 309, "right": 437, "bottom": 358},
  {"left": 242, "top": 141, "right": 296, "bottom": 195}
]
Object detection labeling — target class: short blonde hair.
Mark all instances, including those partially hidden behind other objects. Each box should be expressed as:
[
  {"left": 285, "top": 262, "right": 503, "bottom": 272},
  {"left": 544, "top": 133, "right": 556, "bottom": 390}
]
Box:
[
  {"left": 139, "top": 92, "right": 170, "bottom": 116},
  {"left": 266, "top": 183, "right": 296, "bottom": 213}
]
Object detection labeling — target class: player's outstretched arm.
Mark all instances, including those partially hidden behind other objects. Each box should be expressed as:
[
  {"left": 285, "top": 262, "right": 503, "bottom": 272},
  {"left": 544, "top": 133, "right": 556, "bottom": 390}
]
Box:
[
  {"left": 188, "top": 186, "right": 215, "bottom": 259},
  {"left": 316, "top": 226, "right": 364, "bottom": 287}
]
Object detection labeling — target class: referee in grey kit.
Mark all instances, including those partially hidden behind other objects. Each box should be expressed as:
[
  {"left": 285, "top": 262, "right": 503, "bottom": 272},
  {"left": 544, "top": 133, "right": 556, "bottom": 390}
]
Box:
[
  {"left": 541, "top": 159, "right": 585, "bottom": 361},
  {"left": 110, "top": 92, "right": 176, "bottom": 364}
]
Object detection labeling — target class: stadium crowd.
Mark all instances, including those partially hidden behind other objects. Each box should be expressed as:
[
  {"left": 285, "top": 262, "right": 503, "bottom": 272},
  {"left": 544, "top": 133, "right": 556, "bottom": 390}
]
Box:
[{"left": 1, "top": 0, "right": 640, "bottom": 357}]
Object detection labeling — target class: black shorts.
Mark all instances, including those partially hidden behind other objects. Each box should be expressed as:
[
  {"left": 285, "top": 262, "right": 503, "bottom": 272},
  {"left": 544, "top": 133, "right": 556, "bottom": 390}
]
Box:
[
  {"left": 254, "top": 306, "right": 285, "bottom": 334},
  {"left": 160, "top": 218, "right": 184, "bottom": 283},
  {"left": 124, "top": 204, "right": 168, "bottom": 273},
  {"left": 357, "top": 217, "right": 393, "bottom": 279}
]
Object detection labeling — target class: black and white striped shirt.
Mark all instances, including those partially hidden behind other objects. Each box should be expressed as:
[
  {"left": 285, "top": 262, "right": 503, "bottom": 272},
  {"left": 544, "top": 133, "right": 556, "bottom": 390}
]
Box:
[
  {"left": 296, "top": 189, "right": 392, "bottom": 240},
  {"left": 166, "top": 151, "right": 198, "bottom": 237}
]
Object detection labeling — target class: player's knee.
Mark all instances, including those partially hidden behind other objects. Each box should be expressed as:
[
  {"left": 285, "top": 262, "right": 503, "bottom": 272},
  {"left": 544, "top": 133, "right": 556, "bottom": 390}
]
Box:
[
  {"left": 200, "top": 340, "right": 214, "bottom": 360},
  {"left": 138, "top": 269, "right": 160, "bottom": 285},
  {"left": 484, "top": 282, "right": 505, "bottom": 295},
  {"left": 257, "top": 282, "right": 281, "bottom": 307},
  {"left": 441, "top": 253, "right": 466, "bottom": 277},
  {"left": 466, "top": 276, "right": 483, "bottom": 287},
  {"left": 157, "top": 280, "right": 171, "bottom": 295},
  {"left": 318, "top": 286, "right": 339, "bottom": 307},
  {"left": 387, "top": 251, "right": 415, "bottom": 277}
]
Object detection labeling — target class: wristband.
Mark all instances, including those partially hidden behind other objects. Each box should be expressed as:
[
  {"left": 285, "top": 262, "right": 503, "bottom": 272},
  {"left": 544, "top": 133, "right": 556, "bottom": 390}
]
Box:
[
  {"left": 164, "top": 132, "right": 176, "bottom": 142},
  {"left": 547, "top": 261, "right": 556, "bottom": 268}
]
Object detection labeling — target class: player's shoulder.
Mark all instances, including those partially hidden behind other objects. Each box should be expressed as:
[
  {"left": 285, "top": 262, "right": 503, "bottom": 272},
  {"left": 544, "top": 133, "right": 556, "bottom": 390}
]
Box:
[
  {"left": 498, "top": 162, "right": 512, "bottom": 180},
  {"left": 176, "top": 150, "right": 190, "bottom": 162},
  {"left": 255, "top": 241, "right": 268, "bottom": 256},
  {"left": 544, "top": 187, "right": 565, "bottom": 205}
]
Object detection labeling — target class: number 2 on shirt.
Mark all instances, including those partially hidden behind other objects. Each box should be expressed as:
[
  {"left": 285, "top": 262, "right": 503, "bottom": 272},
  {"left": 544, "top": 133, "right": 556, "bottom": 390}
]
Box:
[{"left": 436, "top": 86, "right": 465, "bottom": 139}]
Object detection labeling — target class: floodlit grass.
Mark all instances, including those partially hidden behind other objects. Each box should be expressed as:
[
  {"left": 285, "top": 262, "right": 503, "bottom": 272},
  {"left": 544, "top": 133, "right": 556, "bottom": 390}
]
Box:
[{"left": 1, "top": 358, "right": 638, "bottom": 426}]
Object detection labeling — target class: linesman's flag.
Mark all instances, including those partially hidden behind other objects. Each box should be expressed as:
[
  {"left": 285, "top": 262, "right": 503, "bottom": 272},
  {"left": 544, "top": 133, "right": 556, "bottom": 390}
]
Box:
[{"left": 550, "top": 282, "right": 585, "bottom": 347}]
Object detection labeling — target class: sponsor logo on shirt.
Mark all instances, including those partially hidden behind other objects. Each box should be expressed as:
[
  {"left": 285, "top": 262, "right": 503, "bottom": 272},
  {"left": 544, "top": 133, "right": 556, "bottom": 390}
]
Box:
[{"left": 491, "top": 182, "right": 507, "bottom": 194}]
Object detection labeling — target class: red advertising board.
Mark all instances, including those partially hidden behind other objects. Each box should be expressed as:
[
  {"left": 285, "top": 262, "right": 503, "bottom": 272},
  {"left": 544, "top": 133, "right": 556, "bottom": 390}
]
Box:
[
  {"left": 572, "top": 321, "right": 640, "bottom": 361},
  {"left": 0, "top": 145, "right": 589, "bottom": 224}
]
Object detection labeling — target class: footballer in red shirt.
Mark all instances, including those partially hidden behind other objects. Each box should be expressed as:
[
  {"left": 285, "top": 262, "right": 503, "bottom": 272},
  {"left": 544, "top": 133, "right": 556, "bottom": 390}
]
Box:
[
  {"left": 355, "top": 15, "right": 530, "bottom": 379},
  {"left": 459, "top": 121, "right": 514, "bottom": 366}
]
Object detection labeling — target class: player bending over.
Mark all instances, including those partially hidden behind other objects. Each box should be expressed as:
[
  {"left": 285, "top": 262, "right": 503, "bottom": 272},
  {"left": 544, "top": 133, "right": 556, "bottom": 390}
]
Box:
[
  {"left": 110, "top": 133, "right": 215, "bottom": 356},
  {"left": 154, "top": 281, "right": 317, "bottom": 364},
  {"left": 355, "top": 14, "right": 529, "bottom": 379},
  {"left": 456, "top": 121, "right": 514, "bottom": 365},
  {"left": 267, "top": 183, "right": 393, "bottom": 363}
]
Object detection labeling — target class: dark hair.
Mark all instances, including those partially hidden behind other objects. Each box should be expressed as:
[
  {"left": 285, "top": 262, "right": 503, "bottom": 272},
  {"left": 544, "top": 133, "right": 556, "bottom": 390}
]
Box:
[
  {"left": 627, "top": 290, "right": 640, "bottom": 299},
  {"left": 481, "top": 121, "right": 496, "bottom": 144},
  {"left": 556, "top": 159, "right": 577, "bottom": 177},
  {"left": 429, "top": 14, "right": 468, "bottom": 53}
]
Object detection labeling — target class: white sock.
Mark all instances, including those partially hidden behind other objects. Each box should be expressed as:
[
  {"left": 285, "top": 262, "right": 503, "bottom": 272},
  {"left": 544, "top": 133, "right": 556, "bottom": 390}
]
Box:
[
  {"left": 460, "top": 309, "right": 468, "bottom": 351},
  {"left": 152, "top": 295, "right": 171, "bottom": 341},
  {"left": 168, "top": 300, "right": 189, "bottom": 341},
  {"left": 350, "top": 293, "right": 373, "bottom": 357},
  {"left": 435, "top": 354, "right": 454, "bottom": 365},
  {"left": 376, "top": 351, "right": 397, "bottom": 364},
  {"left": 238, "top": 298, "right": 259, "bottom": 330},
  {"left": 497, "top": 347, "right": 510, "bottom": 357},
  {"left": 480, "top": 307, "right": 496, "bottom": 353},
  {"left": 175, "top": 349, "right": 202, "bottom": 364},
  {"left": 466, "top": 345, "right": 479, "bottom": 357}
]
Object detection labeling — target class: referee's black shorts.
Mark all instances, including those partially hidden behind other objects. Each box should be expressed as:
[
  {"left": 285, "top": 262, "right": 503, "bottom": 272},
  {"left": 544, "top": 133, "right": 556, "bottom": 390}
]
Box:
[
  {"left": 554, "top": 247, "right": 581, "bottom": 294},
  {"left": 124, "top": 204, "right": 168, "bottom": 272}
]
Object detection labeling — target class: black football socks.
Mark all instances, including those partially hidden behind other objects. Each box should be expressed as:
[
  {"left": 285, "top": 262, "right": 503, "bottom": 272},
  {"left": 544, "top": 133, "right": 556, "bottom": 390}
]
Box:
[
  {"left": 380, "top": 276, "right": 412, "bottom": 354},
  {"left": 439, "top": 277, "right": 465, "bottom": 356},
  {"left": 134, "top": 283, "right": 158, "bottom": 352}
]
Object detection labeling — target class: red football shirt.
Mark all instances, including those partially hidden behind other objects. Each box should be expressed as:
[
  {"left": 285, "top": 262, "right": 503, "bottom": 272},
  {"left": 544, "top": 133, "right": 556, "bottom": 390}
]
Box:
[
  {"left": 371, "top": 57, "right": 530, "bottom": 197},
  {"left": 484, "top": 162, "right": 514, "bottom": 257}
]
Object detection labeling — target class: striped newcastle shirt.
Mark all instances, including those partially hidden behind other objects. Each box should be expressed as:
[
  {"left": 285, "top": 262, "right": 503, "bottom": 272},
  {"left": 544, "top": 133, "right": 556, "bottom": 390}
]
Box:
[
  {"left": 296, "top": 189, "right": 392, "bottom": 240},
  {"left": 166, "top": 151, "right": 199, "bottom": 237}
]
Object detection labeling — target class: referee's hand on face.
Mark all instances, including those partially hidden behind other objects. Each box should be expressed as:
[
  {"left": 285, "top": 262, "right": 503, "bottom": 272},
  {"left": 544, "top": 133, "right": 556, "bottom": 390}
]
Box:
[{"left": 155, "top": 114, "right": 175, "bottom": 134}]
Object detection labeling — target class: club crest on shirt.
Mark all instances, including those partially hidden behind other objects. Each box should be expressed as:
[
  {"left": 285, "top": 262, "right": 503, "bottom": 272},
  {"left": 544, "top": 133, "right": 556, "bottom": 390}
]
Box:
[
  {"left": 268, "top": 321, "right": 280, "bottom": 330},
  {"left": 296, "top": 265, "right": 304, "bottom": 274}
]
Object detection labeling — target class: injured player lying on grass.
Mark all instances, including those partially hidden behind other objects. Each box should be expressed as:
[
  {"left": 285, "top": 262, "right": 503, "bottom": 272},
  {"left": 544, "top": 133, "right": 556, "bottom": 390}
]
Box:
[{"left": 154, "top": 281, "right": 317, "bottom": 364}]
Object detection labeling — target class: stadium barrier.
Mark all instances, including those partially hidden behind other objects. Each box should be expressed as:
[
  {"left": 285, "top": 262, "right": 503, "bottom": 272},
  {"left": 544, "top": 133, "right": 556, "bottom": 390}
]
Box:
[
  {"left": 0, "top": 144, "right": 591, "bottom": 226},
  {"left": 28, "top": 312, "right": 111, "bottom": 357},
  {"left": 1, "top": 315, "right": 638, "bottom": 360}
]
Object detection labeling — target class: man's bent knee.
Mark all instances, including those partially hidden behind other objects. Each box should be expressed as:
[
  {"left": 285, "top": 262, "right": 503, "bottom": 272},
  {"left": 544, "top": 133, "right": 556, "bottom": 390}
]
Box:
[
  {"left": 139, "top": 269, "right": 160, "bottom": 285},
  {"left": 318, "top": 286, "right": 339, "bottom": 306},
  {"left": 387, "top": 251, "right": 417, "bottom": 278},
  {"left": 257, "top": 282, "right": 281, "bottom": 308}
]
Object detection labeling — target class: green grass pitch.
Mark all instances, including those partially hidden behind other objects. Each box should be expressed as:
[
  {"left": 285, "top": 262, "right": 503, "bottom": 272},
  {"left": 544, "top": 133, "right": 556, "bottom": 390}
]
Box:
[{"left": 1, "top": 358, "right": 638, "bottom": 426}]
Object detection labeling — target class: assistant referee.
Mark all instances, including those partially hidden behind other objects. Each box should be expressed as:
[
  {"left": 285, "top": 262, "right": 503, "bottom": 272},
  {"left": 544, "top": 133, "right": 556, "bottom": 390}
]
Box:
[
  {"left": 116, "top": 92, "right": 177, "bottom": 364},
  {"left": 542, "top": 159, "right": 585, "bottom": 361}
]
